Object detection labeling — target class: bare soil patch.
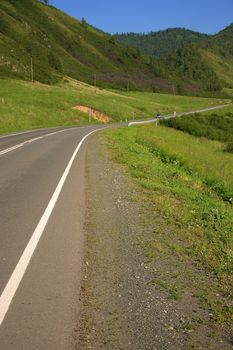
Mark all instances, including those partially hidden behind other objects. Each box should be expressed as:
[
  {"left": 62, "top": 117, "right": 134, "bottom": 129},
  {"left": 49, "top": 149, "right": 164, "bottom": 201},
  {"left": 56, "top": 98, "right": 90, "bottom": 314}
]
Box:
[{"left": 73, "top": 105, "right": 112, "bottom": 123}]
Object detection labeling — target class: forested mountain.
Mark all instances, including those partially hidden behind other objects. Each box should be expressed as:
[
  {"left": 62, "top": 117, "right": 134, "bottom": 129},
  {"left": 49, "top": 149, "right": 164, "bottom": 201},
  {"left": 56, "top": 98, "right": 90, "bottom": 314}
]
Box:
[
  {"left": 0, "top": 0, "right": 173, "bottom": 91},
  {"left": 156, "top": 24, "right": 233, "bottom": 91},
  {"left": 114, "top": 28, "right": 209, "bottom": 57}
]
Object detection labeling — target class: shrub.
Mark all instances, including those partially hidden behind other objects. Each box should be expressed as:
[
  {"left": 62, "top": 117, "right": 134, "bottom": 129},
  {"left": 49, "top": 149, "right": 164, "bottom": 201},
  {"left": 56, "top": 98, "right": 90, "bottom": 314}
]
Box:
[
  {"left": 161, "top": 112, "right": 233, "bottom": 144},
  {"left": 225, "top": 142, "right": 233, "bottom": 153}
]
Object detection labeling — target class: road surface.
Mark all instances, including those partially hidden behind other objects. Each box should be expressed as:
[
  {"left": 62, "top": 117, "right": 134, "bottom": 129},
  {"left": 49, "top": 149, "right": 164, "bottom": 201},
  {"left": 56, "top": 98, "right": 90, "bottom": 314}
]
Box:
[{"left": 0, "top": 125, "right": 110, "bottom": 350}]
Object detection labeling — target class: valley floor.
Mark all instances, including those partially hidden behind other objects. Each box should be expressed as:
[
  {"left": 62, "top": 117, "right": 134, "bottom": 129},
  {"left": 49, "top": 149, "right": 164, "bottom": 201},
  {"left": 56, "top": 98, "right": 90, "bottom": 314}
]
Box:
[{"left": 76, "top": 133, "right": 232, "bottom": 350}]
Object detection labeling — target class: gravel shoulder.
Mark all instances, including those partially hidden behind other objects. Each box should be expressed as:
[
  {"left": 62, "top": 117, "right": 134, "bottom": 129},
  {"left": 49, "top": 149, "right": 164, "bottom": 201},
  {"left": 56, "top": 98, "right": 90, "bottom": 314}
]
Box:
[{"left": 76, "top": 132, "right": 233, "bottom": 350}]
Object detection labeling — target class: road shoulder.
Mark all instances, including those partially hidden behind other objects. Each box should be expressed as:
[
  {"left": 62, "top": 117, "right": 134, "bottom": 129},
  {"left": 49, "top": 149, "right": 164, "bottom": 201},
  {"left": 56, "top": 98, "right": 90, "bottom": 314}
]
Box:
[{"left": 76, "top": 132, "right": 232, "bottom": 349}]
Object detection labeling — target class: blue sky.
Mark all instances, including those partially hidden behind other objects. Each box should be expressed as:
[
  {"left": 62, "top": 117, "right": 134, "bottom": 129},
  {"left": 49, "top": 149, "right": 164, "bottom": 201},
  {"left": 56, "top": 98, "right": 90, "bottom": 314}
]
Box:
[{"left": 49, "top": 0, "right": 233, "bottom": 35}]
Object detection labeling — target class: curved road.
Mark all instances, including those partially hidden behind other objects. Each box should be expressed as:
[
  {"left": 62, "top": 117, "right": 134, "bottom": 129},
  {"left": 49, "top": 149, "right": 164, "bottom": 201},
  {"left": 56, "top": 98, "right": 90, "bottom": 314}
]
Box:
[
  {"left": 0, "top": 125, "right": 112, "bottom": 350},
  {"left": 0, "top": 102, "right": 230, "bottom": 348}
]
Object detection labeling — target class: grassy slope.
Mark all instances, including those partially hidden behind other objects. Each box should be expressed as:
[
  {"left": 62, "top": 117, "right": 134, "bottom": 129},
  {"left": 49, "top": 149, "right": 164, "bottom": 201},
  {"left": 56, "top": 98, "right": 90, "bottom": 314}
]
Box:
[
  {"left": 224, "top": 88, "right": 233, "bottom": 97},
  {"left": 105, "top": 125, "right": 233, "bottom": 321},
  {"left": 0, "top": 79, "right": 98, "bottom": 133},
  {"left": 157, "top": 24, "right": 233, "bottom": 93},
  {"left": 0, "top": 78, "right": 228, "bottom": 134},
  {"left": 161, "top": 102, "right": 233, "bottom": 157},
  {"left": 198, "top": 24, "right": 233, "bottom": 88},
  {"left": 0, "top": 0, "right": 172, "bottom": 91},
  {"left": 201, "top": 49, "right": 233, "bottom": 87}
]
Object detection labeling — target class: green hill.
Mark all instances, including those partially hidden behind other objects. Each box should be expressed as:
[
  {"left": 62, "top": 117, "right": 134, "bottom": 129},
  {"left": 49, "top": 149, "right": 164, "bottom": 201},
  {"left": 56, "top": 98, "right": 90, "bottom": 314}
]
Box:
[
  {"left": 161, "top": 24, "right": 233, "bottom": 91},
  {"left": 114, "top": 28, "right": 209, "bottom": 57},
  {"left": 200, "top": 24, "right": 233, "bottom": 87},
  {"left": 114, "top": 25, "right": 233, "bottom": 93},
  {"left": 0, "top": 0, "right": 173, "bottom": 91},
  {"left": 157, "top": 44, "right": 222, "bottom": 93}
]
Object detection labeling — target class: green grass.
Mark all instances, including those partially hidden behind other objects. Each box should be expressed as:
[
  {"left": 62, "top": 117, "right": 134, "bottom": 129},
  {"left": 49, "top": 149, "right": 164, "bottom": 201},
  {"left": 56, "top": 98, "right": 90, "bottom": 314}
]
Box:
[
  {"left": 105, "top": 125, "right": 233, "bottom": 278},
  {"left": 115, "top": 90, "right": 229, "bottom": 116},
  {"left": 0, "top": 78, "right": 229, "bottom": 134},
  {"left": 224, "top": 88, "right": 233, "bottom": 98},
  {"left": 0, "top": 79, "right": 98, "bottom": 133},
  {"left": 161, "top": 104, "right": 233, "bottom": 155},
  {"left": 201, "top": 50, "right": 233, "bottom": 87},
  {"left": 161, "top": 110, "right": 233, "bottom": 144}
]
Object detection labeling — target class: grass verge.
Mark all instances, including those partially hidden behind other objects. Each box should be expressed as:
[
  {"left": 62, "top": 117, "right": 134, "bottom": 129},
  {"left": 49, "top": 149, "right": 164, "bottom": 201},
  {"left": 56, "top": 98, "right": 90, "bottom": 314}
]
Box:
[
  {"left": 0, "top": 78, "right": 230, "bottom": 134},
  {"left": 105, "top": 124, "right": 233, "bottom": 322},
  {"left": 161, "top": 105, "right": 233, "bottom": 154}
]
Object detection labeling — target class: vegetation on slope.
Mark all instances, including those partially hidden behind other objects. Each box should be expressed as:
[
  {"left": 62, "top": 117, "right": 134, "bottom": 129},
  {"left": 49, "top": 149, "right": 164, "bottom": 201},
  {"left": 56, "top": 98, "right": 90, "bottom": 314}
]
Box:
[
  {"left": 158, "top": 44, "right": 222, "bottom": 92},
  {"left": 0, "top": 0, "right": 174, "bottom": 91},
  {"left": 105, "top": 125, "right": 233, "bottom": 323},
  {"left": 0, "top": 78, "right": 227, "bottom": 134},
  {"left": 161, "top": 107, "right": 233, "bottom": 153},
  {"left": 1, "top": 0, "right": 231, "bottom": 95},
  {"left": 115, "top": 24, "right": 233, "bottom": 93},
  {"left": 161, "top": 110, "right": 233, "bottom": 143},
  {"left": 200, "top": 24, "right": 233, "bottom": 88},
  {"left": 114, "top": 28, "right": 209, "bottom": 57},
  {"left": 158, "top": 24, "right": 233, "bottom": 91}
]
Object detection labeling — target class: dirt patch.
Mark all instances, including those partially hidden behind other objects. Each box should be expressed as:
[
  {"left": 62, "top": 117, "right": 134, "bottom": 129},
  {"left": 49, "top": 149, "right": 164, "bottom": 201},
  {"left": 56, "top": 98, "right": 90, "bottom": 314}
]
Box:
[
  {"left": 73, "top": 105, "right": 112, "bottom": 123},
  {"left": 75, "top": 133, "right": 233, "bottom": 349}
]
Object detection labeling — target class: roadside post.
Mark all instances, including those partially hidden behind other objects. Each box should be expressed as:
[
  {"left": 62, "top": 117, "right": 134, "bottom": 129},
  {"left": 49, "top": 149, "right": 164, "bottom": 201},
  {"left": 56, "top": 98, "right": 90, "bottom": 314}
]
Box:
[
  {"left": 89, "top": 108, "right": 92, "bottom": 123},
  {"left": 31, "top": 57, "right": 34, "bottom": 83},
  {"left": 94, "top": 73, "right": 97, "bottom": 94}
]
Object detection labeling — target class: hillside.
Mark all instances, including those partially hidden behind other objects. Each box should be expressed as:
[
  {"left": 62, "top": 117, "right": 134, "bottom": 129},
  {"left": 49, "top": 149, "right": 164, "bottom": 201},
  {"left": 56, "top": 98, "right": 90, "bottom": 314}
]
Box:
[
  {"left": 114, "top": 28, "right": 209, "bottom": 57},
  {"left": 200, "top": 24, "right": 233, "bottom": 87},
  {"left": 157, "top": 44, "right": 222, "bottom": 93},
  {"left": 0, "top": 0, "right": 231, "bottom": 95},
  {"left": 161, "top": 23, "right": 233, "bottom": 91},
  {"left": 114, "top": 25, "right": 233, "bottom": 92},
  {"left": 0, "top": 0, "right": 173, "bottom": 91}
]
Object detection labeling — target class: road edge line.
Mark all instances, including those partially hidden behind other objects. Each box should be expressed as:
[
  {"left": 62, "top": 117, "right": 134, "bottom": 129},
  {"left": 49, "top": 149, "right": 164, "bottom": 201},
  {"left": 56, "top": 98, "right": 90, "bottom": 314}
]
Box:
[{"left": 0, "top": 127, "right": 106, "bottom": 326}]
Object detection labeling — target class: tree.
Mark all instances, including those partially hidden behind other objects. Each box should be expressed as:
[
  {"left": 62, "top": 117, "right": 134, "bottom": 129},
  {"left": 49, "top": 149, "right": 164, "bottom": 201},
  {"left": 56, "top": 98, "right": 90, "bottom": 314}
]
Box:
[{"left": 81, "top": 18, "right": 88, "bottom": 28}]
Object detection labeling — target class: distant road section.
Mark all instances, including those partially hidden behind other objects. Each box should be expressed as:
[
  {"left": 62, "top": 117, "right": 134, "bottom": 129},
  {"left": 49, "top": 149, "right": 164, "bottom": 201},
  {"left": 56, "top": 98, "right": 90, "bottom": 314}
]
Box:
[{"left": 128, "top": 103, "right": 231, "bottom": 126}]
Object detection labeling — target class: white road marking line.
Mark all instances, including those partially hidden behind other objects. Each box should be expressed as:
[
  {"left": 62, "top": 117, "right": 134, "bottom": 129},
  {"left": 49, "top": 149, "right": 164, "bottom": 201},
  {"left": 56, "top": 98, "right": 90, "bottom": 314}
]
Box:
[
  {"left": 0, "top": 126, "right": 87, "bottom": 141},
  {"left": 0, "top": 128, "right": 66, "bottom": 140},
  {"left": 0, "top": 127, "right": 105, "bottom": 326},
  {"left": 0, "top": 143, "right": 24, "bottom": 155},
  {"left": 0, "top": 129, "right": 67, "bottom": 156},
  {"left": 0, "top": 129, "right": 42, "bottom": 140}
]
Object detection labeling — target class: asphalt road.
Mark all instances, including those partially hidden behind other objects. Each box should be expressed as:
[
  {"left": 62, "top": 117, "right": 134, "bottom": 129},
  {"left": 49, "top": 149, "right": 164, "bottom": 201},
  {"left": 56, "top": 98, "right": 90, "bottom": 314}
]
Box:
[
  {"left": 0, "top": 103, "right": 229, "bottom": 348},
  {"left": 0, "top": 125, "right": 110, "bottom": 350}
]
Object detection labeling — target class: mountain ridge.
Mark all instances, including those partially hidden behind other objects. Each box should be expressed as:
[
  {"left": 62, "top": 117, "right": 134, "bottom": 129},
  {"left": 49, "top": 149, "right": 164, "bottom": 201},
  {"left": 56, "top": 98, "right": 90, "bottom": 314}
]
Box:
[{"left": 114, "top": 28, "right": 209, "bottom": 57}]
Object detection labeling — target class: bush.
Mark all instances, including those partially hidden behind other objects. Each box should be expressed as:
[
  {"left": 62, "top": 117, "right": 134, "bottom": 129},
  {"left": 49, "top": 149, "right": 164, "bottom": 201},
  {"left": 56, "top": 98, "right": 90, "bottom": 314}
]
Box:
[
  {"left": 161, "top": 112, "right": 233, "bottom": 144},
  {"left": 225, "top": 142, "right": 233, "bottom": 153}
]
